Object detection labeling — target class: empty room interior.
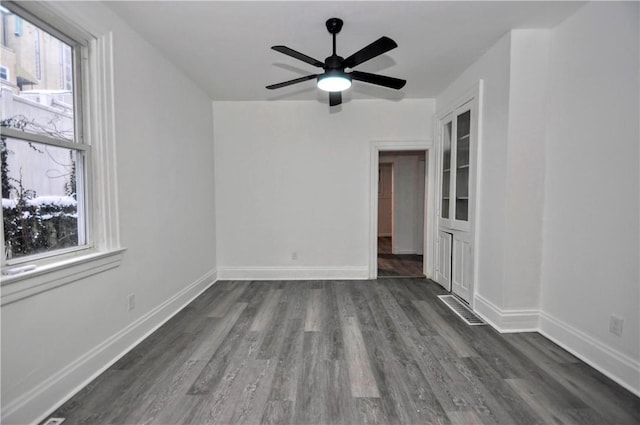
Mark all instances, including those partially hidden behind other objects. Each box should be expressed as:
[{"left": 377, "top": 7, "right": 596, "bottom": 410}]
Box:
[{"left": 1, "top": 1, "right": 638, "bottom": 424}]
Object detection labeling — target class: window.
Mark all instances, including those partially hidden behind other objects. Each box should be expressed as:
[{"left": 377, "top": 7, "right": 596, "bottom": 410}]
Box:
[
  {"left": 14, "top": 15, "right": 22, "bottom": 36},
  {"left": 0, "top": 66, "right": 8, "bottom": 81},
  {"left": 1, "top": 6, "right": 87, "bottom": 265},
  {"left": 1, "top": 1, "right": 123, "bottom": 304}
]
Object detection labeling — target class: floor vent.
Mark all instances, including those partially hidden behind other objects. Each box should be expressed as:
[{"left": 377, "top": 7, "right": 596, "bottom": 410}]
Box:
[
  {"left": 43, "top": 418, "right": 65, "bottom": 425},
  {"left": 438, "top": 295, "right": 485, "bottom": 325}
]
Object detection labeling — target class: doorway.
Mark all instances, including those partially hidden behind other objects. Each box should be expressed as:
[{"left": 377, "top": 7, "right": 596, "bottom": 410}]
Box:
[{"left": 376, "top": 150, "right": 426, "bottom": 278}]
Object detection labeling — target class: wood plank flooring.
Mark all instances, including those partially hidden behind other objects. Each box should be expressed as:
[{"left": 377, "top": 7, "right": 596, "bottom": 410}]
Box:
[
  {"left": 378, "top": 237, "right": 424, "bottom": 277},
  {"left": 49, "top": 280, "right": 640, "bottom": 425}
]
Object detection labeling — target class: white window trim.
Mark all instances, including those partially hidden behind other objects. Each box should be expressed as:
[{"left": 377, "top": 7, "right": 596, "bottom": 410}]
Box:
[
  {"left": 0, "top": 2, "right": 124, "bottom": 306},
  {"left": 1, "top": 249, "right": 125, "bottom": 305}
]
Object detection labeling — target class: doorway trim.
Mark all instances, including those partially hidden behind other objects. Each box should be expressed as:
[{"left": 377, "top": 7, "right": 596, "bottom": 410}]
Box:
[{"left": 369, "top": 140, "right": 434, "bottom": 279}]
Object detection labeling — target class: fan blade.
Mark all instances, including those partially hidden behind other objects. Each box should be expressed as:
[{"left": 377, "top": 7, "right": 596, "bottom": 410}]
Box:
[
  {"left": 266, "top": 74, "right": 318, "bottom": 90},
  {"left": 271, "top": 46, "right": 325, "bottom": 68},
  {"left": 329, "top": 91, "right": 342, "bottom": 107},
  {"left": 343, "top": 36, "right": 398, "bottom": 69},
  {"left": 350, "top": 70, "right": 406, "bottom": 90}
]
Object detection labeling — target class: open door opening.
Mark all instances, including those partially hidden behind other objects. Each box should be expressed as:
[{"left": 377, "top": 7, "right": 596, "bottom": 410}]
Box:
[{"left": 376, "top": 150, "right": 426, "bottom": 278}]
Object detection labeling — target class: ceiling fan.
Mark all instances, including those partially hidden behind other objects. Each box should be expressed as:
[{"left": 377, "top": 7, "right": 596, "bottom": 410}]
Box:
[{"left": 266, "top": 18, "right": 406, "bottom": 107}]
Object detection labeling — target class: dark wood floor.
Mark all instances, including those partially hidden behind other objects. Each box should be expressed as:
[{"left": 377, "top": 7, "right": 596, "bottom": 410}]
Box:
[
  {"left": 378, "top": 237, "right": 425, "bottom": 277},
  {"left": 49, "top": 280, "right": 639, "bottom": 425}
]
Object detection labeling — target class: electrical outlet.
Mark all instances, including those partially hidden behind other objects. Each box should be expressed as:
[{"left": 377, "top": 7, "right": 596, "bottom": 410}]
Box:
[
  {"left": 291, "top": 252, "right": 298, "bottom": 261},
  {"left": 128, "top": 293, "right": 136, "bottom": 311},
  {"left": 609, "top": 315, "right": 624, "bottom": 336}
]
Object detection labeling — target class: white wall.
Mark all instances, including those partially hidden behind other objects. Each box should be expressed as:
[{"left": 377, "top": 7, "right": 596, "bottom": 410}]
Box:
[
  {"left": 436, "top": 32, "right": 512, "bottom": 310},
  {"left": 540, "top": 1, "right": 639, "bottom": 393},
  {"left": 392, "top": 156, "right": 422, "bottom": 254},
  {"left": 214, "top": 99, "right": 433, "bottom": 279},
  {"left": 1, "top": 2, "right": 217, "bottom": 424},
  {"left": 436, "top": 29, "right": 550, "bottom": 326},
  {"left": 437, "top": 1, "right": 639, "bottom": 394},
  {"left": 393, "top": 156, "right": 418, "bottom": 254},
  {"left": 502, "top": 29, "right": 549, "bottom": 311}
]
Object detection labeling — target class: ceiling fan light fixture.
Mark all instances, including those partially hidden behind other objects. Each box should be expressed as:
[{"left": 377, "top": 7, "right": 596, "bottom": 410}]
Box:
[
  {"left": 267, "top": 18, "right": 406, "bottom": 107},
  {"left": 317, "top": 72, "right": 352, "bottom": 92}
]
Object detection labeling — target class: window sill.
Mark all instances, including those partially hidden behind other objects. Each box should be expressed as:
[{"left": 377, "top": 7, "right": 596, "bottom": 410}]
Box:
[{"left": 1, "top": 248, "right": 126, "bottom": 306}]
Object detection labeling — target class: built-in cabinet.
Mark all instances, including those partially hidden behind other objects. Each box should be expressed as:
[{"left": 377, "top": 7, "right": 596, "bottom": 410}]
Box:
[
  {"left": 435, "top": 83, "right": 481, "bottom": 304},
  {"left": 435, "top": 230, "right": 452, "bottom": 287}
]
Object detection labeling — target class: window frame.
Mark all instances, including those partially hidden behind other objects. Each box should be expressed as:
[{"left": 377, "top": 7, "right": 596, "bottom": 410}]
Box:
[
  {"left": 0, "top": 1, "right": 124, "bottom": 305},
  {"left": 1, "top": 2, "right": 91, "bottom": 267},
  {"left": 0, "top": 65, "right": 8, "bottom": 81}
]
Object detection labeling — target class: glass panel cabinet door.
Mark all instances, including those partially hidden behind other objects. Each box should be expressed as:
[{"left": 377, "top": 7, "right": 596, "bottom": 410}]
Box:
[
  {"left": 455, "top": 110, "right": 471, "bottom": 221},
  {"left": 441, "top": 121, "right": 452, "bottom": 219}
]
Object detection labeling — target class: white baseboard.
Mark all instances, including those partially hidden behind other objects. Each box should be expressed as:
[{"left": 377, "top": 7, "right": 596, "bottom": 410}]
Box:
[
  {"left": 473, "top": 293, "right": 539, "bottom": 332},
  {"left": 2, "top": 269, "right": 218, "bottom": 425},
  {"left": 216, "top": 266, "right": 369, "bottom": 281},
  {"left": 539, "top": 310, "right": 640, "bottom": 397},
  {"left": 472, "top": 294, "right": 639, "bottom": 396}
]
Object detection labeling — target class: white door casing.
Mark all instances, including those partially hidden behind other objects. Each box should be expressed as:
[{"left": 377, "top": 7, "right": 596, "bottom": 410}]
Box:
[{"left": 369, "top": 140, "right": 434, "bottom": 279}]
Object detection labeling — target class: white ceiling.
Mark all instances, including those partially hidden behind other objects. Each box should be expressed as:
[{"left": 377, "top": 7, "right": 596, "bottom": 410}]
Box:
[{"left": 106, "top": 1, "right": 584, "bottom": 102}]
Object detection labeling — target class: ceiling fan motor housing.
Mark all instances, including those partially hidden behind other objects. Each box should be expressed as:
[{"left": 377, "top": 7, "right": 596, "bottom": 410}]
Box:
[{"left": 325, "top": 54, "right": 345, "bottom": 70}]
